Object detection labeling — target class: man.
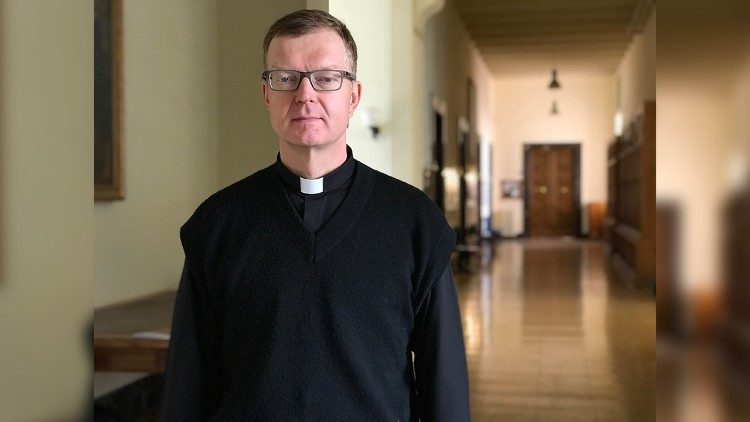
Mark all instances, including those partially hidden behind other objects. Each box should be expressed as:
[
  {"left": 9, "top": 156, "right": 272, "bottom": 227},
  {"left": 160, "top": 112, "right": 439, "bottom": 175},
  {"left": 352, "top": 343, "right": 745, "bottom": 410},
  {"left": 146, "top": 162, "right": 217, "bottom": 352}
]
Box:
[{"left": 162, "top": 9, "right": 470, "bottom": 421}]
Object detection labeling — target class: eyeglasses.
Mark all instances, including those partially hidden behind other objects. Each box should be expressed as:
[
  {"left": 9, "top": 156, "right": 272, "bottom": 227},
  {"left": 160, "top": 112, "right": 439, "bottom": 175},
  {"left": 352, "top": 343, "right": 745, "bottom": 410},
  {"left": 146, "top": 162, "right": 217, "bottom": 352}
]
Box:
[{"left": 262, "top": 69, "right": 356, "bottom": 92}]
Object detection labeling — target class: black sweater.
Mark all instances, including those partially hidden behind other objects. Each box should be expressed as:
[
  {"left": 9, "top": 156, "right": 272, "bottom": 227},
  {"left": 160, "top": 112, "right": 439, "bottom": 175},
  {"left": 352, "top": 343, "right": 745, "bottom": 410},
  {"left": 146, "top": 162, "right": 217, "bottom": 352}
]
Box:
[{"left": 162, "top": 160, "right": 470, "bottom": 421}]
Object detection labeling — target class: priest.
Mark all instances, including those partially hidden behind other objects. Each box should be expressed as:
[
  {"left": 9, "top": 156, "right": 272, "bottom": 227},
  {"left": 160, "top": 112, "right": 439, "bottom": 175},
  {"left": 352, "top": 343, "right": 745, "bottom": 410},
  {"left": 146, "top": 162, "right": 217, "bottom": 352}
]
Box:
[{"left": 162, "top": 9, "right": 470, "bottom": 421}]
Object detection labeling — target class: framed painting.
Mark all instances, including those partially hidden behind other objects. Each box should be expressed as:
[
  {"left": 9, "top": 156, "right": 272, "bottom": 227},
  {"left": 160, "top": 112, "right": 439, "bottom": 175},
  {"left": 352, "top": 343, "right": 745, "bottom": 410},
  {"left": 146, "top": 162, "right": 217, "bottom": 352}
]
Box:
[
  {"left": 95, "top": 0, "right": 124, "bottom": 200},
  {"left": 501, "top": 179, "right": 523, "bottom": 199}
]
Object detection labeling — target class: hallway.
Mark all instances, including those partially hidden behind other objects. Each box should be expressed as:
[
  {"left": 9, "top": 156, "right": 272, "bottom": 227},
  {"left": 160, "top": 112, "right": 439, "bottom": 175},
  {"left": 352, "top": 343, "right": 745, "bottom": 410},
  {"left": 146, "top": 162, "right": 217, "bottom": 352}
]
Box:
[{"left": 455, "top": 239, "right": 655, "bottom": 421}]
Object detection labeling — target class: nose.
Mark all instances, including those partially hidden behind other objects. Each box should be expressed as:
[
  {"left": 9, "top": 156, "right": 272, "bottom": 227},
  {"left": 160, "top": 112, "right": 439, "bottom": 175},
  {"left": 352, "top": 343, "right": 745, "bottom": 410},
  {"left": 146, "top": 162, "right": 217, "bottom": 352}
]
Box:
[{"left": 295, "top": 76, "right": 317, "bottom": 103}]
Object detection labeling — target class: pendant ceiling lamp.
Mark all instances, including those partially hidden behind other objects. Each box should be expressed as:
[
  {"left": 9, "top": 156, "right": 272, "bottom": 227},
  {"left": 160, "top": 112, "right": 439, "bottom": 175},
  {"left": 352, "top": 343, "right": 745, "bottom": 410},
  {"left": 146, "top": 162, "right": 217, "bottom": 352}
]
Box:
[{"left": 548, "top": 68, "right": 561, "bottom": 89}]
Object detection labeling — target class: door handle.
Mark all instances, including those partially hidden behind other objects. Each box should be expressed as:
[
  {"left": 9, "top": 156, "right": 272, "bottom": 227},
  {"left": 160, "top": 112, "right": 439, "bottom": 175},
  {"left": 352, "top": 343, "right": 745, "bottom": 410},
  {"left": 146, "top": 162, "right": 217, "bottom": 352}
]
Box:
[
  {"left": 538, "top": 185, "right": 548, "bottom": 194},
  {"left": 560, "top": 186, "right": 569, "bottom": 194}
]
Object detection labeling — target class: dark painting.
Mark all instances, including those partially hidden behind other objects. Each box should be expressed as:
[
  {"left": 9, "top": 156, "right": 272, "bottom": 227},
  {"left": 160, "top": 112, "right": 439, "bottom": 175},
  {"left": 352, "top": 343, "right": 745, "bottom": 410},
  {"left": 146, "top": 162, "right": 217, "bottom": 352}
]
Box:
[{"left": 95, "top": 0, "right": 123, "bottom": 200}]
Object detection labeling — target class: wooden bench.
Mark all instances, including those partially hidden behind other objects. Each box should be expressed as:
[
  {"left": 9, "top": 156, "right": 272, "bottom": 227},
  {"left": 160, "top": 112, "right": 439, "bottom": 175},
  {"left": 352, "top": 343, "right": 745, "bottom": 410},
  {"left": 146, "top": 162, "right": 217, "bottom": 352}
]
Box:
[{"left": 94, "top": 290, "right": 176, "bottom": 373}]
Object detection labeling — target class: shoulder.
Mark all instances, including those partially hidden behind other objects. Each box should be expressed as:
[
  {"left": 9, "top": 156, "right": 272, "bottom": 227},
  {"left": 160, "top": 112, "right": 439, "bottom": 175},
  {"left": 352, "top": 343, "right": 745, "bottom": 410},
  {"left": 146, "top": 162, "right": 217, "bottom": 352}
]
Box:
[
  {"left": 358, "top": 162, "right": 455, "bottom": 250},
  {"left": 180, "top": 164, "right": 275, "bottom": 247},
  {"left": 359, "top": 162, "right": 447, "bottom": 225},
  {"left": 360, "top": 162, "right": 436, "bottom": 208},
  {"left": 357, "top": 164, "right": 457, "bottom": 306}
]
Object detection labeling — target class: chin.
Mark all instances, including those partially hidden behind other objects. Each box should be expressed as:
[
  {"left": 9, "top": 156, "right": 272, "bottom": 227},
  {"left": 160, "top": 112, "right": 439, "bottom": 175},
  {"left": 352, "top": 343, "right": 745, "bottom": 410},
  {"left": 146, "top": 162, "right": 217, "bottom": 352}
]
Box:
[
  {"left": 278, "top": 127, "right": 345, "bottom": 150},
  {"left": 282, "top": 137, "right": 333, "bottom": 149}
]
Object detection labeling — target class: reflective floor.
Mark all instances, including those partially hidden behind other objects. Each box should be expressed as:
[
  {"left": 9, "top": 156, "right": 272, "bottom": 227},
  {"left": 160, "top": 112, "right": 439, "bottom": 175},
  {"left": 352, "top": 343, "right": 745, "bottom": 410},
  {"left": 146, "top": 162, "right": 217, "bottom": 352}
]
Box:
[{"left": 454, "top": 239, "right": 655, "bottom": 421}]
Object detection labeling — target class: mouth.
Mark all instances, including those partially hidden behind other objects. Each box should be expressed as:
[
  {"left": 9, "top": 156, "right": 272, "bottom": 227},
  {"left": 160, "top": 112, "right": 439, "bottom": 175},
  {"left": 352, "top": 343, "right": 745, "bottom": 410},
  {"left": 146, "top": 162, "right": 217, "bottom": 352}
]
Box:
[{"left": 292, "top": 117, "right": 322, "bottom": 122}]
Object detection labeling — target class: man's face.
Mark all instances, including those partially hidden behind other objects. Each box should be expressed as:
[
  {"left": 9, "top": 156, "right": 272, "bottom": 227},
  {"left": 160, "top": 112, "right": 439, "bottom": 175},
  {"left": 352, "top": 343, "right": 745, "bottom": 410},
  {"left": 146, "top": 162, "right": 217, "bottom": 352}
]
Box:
[{"left": 263, "top": 29, "right": 361, "bottom": 150}]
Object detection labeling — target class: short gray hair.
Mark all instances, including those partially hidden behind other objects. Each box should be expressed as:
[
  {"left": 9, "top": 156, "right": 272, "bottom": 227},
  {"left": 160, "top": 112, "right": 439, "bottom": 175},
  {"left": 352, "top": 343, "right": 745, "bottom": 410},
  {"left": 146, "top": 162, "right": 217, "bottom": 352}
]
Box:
[{"left": 263, "top": 9, "right": 358, "bottom": 72}]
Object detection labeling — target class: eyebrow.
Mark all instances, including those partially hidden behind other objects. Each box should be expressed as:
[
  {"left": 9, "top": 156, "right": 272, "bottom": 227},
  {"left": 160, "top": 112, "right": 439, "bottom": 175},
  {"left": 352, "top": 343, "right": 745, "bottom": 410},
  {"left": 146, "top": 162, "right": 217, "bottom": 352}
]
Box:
[{"left": 267, "top": 64, "right": 347, "bottom": 71}]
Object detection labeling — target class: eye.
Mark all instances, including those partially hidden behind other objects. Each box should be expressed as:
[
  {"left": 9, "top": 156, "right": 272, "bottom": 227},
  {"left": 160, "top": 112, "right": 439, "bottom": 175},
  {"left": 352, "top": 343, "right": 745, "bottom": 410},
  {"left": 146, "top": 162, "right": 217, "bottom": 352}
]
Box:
[
  {"left": 273, "top": 71, "right": 298, "bottom": 85},
  {"left": 315, "top": 73, "right": 341, "bottom": 85}
]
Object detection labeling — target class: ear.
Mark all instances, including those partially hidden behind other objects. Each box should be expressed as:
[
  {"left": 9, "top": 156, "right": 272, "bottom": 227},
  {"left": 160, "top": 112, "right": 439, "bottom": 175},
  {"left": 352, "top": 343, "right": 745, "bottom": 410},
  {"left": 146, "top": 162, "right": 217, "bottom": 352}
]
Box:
[
  {"left": 348, "top": 81, "right": 362, "bottom": 116},
  {"left": 262, "top": 82, "right": 270, "bottom": 109}
]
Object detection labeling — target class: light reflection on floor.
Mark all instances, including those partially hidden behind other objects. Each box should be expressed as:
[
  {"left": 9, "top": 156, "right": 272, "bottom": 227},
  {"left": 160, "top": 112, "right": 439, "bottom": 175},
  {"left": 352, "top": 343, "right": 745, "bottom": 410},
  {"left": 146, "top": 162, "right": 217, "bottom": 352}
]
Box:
[{"left": 453, "top": 239, "right": 655, "bottom": 421}]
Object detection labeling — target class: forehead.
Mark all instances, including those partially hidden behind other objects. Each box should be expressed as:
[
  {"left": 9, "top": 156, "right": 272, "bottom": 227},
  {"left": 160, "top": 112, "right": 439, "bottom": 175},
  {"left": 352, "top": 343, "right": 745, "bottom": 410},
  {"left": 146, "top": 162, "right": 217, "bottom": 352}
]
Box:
[{"left": 266, "top": 29, "right": 350, "bottom": 70}]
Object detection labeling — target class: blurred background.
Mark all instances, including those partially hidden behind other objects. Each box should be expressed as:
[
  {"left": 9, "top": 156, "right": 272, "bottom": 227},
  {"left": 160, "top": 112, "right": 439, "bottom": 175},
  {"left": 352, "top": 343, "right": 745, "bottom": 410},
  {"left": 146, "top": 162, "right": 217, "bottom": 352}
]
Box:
[
  {"left": 0, "top": 0, "right": 748, "bottom": 420},
  {"left": 658, "top": 1, "right": 750, "bottom": 421}
]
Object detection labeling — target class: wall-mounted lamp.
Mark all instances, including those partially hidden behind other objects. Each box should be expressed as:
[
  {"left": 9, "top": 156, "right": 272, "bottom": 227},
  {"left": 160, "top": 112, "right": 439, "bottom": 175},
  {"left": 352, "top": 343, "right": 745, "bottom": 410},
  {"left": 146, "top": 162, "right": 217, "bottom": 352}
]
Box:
[
  {"left": 548, "top": 68, "right": 561, "bottom": 89},
  {"left": 550, "top": 100, "right": 559, "bottom": 115},
  {"left": 614, "top": 111, "right": 624, "bottom": 136},
  {"left": 360, "top": 106, "right": 384, "bottom": 138}
]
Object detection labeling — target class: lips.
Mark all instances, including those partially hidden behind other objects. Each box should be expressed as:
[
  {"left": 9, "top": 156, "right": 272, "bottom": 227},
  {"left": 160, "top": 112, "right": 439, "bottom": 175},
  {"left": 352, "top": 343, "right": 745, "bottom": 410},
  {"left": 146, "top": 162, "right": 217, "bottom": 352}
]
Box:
[{"left": 292, "top": 117, "right": 321, "bottom": 121}]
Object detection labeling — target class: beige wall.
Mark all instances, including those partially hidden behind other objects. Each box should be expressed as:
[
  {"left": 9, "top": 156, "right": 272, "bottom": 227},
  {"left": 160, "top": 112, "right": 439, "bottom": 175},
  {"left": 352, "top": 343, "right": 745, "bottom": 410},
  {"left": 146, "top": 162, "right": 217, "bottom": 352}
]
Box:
[
  {"left": 617, "top": 8, "right": 656, "bottom": 124},
  {"left": 334, "top": 0, "right": 443, "bottom": 187},
  {"left": 733, "top": 55, "right": 750, "bottom": 190},
  {"left": 422, "top": 3, "right": 495, "bottom": 224},
  {"left": 391, "top": 0, "right": 420, "bottom": 185},
  {"left": 492, "top": 73, "right": 615, "bottom": 236},
  {"left": 93, "top": 0, "right": 221, "bottom": 397},
  {"left": 329, "top": 0, "right": 394, "bottom": 174},
  {"left": 94, "top": 0, "right": 219, "bottom": 308},
  {"left": 657, "top": 31, "right": 749, "bottom": 294},
  {"left": 658, "top": 80, "right": 734, "bottom": 293},
  {"left": 423, "top": 5, "right": 494, "bottom": 168},
  {"left": 217, "top": 0, "right": 306, "bottom": 187},
  {"left": 0, "top": 0, "right": 91, "bottom": 418}
]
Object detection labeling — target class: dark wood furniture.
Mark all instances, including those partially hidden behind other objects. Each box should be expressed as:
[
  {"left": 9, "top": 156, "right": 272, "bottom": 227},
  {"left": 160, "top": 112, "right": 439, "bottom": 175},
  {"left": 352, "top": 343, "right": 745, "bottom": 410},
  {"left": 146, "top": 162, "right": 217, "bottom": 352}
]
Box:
[
  {"left": 94, "top": 290, "right": 175, "bottom": 373},
  {"left": 603, "top": 101, "right": 655, "bottom": 288},
  {"left": 656, "top": 203, "right": 682, "bottom": 337},
  {"left": 723, "top": 190, "right": 750, "bottom": 378},
  {"left": 587, "top": 202, "right": 606, "bottom": 239}
]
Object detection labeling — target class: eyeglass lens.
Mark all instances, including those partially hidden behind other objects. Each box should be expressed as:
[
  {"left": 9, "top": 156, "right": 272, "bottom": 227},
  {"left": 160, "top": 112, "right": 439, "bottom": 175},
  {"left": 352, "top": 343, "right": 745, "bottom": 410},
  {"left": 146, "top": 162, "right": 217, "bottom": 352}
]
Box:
[{"left": 268, "top": 70, "right": 345, "bottom": 91}]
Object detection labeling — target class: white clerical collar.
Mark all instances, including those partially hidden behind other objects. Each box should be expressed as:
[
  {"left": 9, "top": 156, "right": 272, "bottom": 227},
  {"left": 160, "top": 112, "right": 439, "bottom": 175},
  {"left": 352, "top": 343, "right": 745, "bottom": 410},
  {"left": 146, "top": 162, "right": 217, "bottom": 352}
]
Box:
[
  {"left": 274, "top": 145, "right": 356, "bottom": 195},
  {"left": 300, "top": 177, "right": 324, "bottom": 194}
]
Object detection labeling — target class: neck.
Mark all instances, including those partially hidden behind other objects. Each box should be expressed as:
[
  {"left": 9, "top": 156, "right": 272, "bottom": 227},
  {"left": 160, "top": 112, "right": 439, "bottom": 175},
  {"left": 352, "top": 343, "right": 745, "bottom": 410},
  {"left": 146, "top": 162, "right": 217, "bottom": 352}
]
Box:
[{"left": 279, "top": 142, "right": 347, "bottom": 179}]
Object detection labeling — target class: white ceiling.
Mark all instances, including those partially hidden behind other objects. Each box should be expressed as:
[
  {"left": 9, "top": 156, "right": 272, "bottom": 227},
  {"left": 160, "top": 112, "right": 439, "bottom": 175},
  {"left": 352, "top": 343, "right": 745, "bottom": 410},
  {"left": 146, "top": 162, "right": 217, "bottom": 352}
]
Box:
[{"left": 449, "top": 0, "right": 654, "bottom": 76}]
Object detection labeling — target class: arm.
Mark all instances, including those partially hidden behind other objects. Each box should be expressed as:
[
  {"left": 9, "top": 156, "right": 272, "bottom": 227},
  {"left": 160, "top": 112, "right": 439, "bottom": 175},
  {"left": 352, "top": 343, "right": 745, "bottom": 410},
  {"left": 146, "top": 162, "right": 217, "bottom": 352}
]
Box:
[
  {"left": 412, "top": 264, "right": 471, "bottom": 422},
  {"left": 161, "top": 260, "right": 222, "bottom": 421}
]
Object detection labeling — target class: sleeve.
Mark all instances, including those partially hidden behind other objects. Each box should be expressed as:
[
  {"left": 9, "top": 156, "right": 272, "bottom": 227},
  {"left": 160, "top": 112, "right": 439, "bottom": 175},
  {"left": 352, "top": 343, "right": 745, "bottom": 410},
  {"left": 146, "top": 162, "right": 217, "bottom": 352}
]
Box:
[
  {"left": 412, "top": 263, "right": 471, "bottom": 422},
  {"left": 161, "top": 259, "right": 223, "bottom": 421}
]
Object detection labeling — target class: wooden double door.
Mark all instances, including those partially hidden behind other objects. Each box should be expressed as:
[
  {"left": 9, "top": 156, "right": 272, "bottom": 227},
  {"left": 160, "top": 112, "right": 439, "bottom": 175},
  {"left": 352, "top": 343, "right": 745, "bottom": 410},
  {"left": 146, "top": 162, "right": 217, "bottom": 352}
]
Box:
[{"left": 524, "top": 144, "right": 581, "bottom": 237}]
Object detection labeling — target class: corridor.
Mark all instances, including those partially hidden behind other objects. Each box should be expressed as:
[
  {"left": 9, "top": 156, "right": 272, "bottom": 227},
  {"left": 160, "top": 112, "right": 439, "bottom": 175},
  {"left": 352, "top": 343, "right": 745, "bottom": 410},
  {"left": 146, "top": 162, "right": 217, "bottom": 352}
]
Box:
[{"left": 455, "top": 239, "right": 655, "bottom": 421}]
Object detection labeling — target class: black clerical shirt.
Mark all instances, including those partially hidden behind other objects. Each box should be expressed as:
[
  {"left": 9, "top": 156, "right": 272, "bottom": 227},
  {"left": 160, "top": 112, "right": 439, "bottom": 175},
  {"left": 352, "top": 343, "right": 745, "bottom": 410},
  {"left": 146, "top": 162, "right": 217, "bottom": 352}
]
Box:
[
  {"left": 163, "top": 147, "right": 470, "bottom": 421},
  {"left": 272, "top": 146, "right": 470, "bottom": 421}
]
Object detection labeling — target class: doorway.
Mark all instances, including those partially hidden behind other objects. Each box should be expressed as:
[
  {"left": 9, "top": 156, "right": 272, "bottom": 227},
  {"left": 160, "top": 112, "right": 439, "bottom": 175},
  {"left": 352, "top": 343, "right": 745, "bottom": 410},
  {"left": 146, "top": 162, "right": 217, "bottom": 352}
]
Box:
[
  {"left": 424, "top": 111, "right": 445, "bottom": 211},
  {"left": 458, "top": 123, "right": 480, "bottom": 239},
  {"left": 524, "top": 144, "right": 581, "bottom": 237}
]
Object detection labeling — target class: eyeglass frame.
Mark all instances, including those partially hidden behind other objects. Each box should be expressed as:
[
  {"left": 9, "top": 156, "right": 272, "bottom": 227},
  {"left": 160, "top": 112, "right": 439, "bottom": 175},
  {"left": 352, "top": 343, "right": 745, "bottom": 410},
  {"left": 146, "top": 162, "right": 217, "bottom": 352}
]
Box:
[{"left": 261, "top": 69, "right": 357, "bottom": 92}]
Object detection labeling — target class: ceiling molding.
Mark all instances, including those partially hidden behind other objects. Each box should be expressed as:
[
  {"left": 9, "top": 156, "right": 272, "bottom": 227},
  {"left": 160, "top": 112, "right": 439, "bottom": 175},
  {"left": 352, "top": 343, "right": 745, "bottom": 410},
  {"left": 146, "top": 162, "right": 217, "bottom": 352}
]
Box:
[{"left": 449, "top": 0, "right": 643, "bottom": 76}]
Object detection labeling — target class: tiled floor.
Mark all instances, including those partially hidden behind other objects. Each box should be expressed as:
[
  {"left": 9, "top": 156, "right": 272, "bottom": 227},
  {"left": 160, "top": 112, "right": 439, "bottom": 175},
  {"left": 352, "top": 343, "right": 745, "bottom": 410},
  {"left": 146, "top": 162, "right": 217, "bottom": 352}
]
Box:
[{"left": 454, "top": 239, "right": 655, "bottom": 421}]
